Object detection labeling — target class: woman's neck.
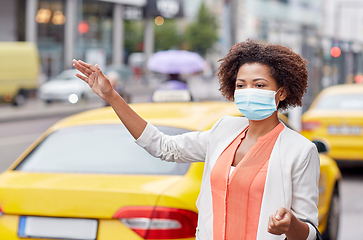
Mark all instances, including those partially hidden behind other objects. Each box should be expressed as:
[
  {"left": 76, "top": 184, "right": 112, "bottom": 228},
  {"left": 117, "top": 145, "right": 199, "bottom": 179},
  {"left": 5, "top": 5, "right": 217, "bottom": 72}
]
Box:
[{"left": 246, "top": 112, "right": 281, "bottom": 141}]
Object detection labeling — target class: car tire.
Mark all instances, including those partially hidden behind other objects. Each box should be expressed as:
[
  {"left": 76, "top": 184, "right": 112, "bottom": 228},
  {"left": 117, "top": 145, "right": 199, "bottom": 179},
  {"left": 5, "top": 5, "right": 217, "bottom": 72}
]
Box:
[
  {"left": 322, "top": 186, "right": 340, "bottom": 240},
  {"left": 80, "top": 93, "right": 88, "bottom": 103},
  {"left": 13, "top": 91, "right": 27, "bottom": 106}
]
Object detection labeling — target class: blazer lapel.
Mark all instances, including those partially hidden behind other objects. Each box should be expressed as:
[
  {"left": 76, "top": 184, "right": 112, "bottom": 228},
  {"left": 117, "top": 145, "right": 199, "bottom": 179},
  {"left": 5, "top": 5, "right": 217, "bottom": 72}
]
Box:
[{"left": 209, "top": 121, "right": 248, "bottom": 168}]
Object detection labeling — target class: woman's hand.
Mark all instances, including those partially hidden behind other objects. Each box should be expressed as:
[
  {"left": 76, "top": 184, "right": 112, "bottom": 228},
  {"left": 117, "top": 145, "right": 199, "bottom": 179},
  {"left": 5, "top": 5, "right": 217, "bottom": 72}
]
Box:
[
  {"left": 72, "top": 59, "right": 147, "bottom": 140},
  {"left": 268, "top": 207, "right": 309, "bottom": 240},
  {"left": 72, "top": 59, "right": 114, "bottom": 101},
  {"left": 268, "top": 207, "right": 292, "bottom": 235}
]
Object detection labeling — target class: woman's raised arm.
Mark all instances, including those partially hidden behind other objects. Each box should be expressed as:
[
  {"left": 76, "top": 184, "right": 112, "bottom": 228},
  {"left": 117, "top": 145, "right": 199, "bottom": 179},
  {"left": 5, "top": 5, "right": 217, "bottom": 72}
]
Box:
[{"left": 72, "top": 59, "right": 147, "bottom": 139}]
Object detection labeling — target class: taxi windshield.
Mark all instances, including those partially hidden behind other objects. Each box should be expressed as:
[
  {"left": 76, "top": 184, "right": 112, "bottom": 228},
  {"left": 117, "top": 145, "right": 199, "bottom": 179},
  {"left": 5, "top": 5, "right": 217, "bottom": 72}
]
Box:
[
  {"left": 315, "top": 94, "right": 363, "bottom": 110},
  {"left": 14, "top": 125, "right": 191, "bottom": 175}
]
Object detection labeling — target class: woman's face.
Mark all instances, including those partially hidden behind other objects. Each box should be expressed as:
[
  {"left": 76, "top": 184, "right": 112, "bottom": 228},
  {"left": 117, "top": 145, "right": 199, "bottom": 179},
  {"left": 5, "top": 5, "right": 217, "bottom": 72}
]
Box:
[{"left": 235, "top": 63, "right": 286, "bottom": 103}]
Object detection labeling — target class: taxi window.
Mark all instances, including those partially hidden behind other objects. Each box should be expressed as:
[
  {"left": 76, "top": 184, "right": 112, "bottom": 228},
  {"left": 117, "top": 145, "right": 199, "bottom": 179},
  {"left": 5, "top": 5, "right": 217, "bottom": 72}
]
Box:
[
  {"left": 315, "top": 94, "right": 363, "bottom": 110},
  {"left": 14, "top": 125, "right": 191, "bottom": 175}
]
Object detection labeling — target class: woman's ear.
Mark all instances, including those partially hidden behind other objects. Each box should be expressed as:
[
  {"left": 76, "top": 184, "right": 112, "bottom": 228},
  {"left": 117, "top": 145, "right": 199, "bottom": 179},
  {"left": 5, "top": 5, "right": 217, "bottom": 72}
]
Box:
[{"left": 279, "top": 87, "right": 287, "bottom": 102}]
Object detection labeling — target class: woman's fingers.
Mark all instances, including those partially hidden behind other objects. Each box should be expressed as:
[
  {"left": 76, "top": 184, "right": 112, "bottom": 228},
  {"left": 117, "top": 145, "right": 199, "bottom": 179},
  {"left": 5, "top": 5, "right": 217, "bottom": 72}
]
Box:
[
  {"left": 78, "top": 60, "right": 97, "bottom": 72},
  {"left": 75, "top": 73, "right": 88, "bottom": 83},
  {"left": 274, "top": 207, "right": 288, "bottom": 221},
  {"left": 267, "top": 208, "right": 291, "bottom": 235},
  {"left": 268, "top": 215, "right": 282, "bottom": 235},
  {"left": 88, "top": 71, "right": 98, "bottom": 86},
  {"left": 73, "top": 61, "right": 90, "bottom": 77},
  {"left": 73, "top": 60, "right": 93, "bottom": 77},
  {"left": 95, "top": 64, "right": 107, "bottom": 78}
]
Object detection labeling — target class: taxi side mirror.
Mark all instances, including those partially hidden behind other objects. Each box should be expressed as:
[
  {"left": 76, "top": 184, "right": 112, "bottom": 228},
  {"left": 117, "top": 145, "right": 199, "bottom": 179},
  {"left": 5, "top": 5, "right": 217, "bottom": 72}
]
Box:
[{"left": 312, "top": 140, "right": 328, "bottom": 154}]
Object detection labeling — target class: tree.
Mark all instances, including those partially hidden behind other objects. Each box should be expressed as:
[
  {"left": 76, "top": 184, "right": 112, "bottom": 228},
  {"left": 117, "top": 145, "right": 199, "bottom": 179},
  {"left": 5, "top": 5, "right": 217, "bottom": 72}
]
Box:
[
  {"left": 154, "top": 19, "right": 183, "bottom": 51},
  {"left": 124, "top": 20, "right": 144, "bottom": 54},
  {"left": 185, "top": 3, "right": 218, "bottom": 56}
]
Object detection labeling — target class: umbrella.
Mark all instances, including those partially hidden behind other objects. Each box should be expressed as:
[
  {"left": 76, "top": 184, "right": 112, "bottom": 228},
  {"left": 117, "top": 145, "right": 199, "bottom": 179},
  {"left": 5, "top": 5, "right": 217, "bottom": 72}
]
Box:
[{"left": 147, "top": 50, "right": 206, "bottom": 74}]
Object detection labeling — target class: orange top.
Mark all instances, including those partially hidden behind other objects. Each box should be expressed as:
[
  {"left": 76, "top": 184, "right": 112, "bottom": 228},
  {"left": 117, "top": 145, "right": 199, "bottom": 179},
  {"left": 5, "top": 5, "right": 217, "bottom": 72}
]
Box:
[{"left": 210, "top": 123, "right": 284, "bottom": 240}]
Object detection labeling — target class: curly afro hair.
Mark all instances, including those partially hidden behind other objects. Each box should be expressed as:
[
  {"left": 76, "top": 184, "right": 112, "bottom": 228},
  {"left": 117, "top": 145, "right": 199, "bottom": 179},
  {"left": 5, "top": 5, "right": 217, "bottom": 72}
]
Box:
[{"left": 217, "top": 39, "right": 309, "bottom": 111}]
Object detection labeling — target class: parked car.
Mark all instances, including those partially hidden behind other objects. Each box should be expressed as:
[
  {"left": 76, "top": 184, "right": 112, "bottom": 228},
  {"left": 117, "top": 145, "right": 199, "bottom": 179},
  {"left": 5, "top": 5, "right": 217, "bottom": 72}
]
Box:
[
  {"left": 102, "top": 70, "right": 131, "bottom": 104},
  {"left": 104, "top": 65, "right": 134, "bottom": 104},
  {"left": 105, "top": 64, "right": 135, "bottom": 83},
  {"left": 38, "top": 69, "right": 97, "bottom": 104},
  {"left": 302, "top": 83, "right": 363, "bottom": 163},
  {"left": 0, "top": 101, "right": 341, "bottom": 240},
  {"left": 128, "top": 52, "right": 145, "bottom": 77}
]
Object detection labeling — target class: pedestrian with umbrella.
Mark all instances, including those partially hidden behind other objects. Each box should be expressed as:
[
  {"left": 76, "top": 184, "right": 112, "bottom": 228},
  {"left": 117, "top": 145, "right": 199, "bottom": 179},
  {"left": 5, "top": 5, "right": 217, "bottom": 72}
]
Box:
[
  {"left": 147, "top": 50, "right": 206, "bottom": 102},
  {"left": 147, "top": 49, "right": 206, "bottom": 75}
]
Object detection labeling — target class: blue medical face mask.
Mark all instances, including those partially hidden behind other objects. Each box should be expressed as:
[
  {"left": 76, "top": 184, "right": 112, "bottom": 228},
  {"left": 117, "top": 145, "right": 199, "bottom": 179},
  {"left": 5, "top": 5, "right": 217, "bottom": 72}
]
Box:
[{"left": 234, "top": 88, "right": 281, "bottom": 121}]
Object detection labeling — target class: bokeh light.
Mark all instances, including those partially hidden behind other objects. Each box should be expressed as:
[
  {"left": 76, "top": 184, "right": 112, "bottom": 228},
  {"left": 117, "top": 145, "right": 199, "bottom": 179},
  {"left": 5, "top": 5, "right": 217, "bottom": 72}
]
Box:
[
  {"left": 68, "top": 94, "right": 79, "bottom": 104},
  {"left": 52, "top": 10, "right": 66, "bottom": 25},
  {"left": 330, "top": 47, "right": 341, "bottom": 58},
  {"left": 355, "top": 75, "right": 363, "bottom": 84},
  {"left": 4, "top": 94, "right": 12, "bottom": 102},
  {"left": 155, "top": 16, "right": 164, "bottom": 26},
  {"left": 36, "top": 9, "right": 52, "bottom": 24},
  {"left": 78, "top": 21, "right": 90, "bottom": 34}
]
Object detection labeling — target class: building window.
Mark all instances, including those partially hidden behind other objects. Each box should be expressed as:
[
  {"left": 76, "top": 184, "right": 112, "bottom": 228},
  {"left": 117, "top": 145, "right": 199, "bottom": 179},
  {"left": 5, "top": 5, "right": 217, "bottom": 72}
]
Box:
[
  {"left": 37, "top": 0, "right": 66, "bottom": 77},
  {"left": 74, "top": 0, "right": 113, "bottom": 69}
]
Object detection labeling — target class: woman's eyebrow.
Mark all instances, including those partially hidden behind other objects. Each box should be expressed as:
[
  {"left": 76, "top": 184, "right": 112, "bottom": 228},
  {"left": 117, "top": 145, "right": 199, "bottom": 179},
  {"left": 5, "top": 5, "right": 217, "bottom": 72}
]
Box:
[
  {"left": 253, "top": 78, "right": 268, "bottom": 82},
  {"left": 236, "top": 78, "right": 268, "bottom": 81}
]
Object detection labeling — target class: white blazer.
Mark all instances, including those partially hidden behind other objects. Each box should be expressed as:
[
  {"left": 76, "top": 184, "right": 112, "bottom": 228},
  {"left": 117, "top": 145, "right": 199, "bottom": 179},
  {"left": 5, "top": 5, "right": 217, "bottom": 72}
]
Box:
[{"left": 136, "top": 116, "right": 319, "bottom": 240}]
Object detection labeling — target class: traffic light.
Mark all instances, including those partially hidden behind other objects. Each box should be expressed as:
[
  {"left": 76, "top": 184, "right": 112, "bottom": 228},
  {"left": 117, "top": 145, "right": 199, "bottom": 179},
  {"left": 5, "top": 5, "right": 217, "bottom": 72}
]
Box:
[
  {"left": 77, "top": 21, "right": 89, "bottom": 34},
  {"left": 330, "top": 47, "right": 341, "bottom": 58}
]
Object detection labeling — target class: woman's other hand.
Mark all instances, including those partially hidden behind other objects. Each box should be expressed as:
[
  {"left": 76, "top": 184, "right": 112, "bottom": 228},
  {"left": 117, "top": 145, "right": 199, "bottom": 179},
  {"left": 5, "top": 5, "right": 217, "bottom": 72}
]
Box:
[
  {"left": 73, "top": 59, "right": 114, "bottom": 101},
  {"left": 268, "top": 207, "right": 310, "bottom": 240},
  {"left": 268, "top": 207, "right": 292, "bottom": 235}
]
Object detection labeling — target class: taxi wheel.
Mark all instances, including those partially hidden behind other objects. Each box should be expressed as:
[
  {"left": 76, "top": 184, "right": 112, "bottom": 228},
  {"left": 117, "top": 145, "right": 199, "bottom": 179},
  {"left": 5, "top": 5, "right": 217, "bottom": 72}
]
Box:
[
  {"left": 323, "top": 186, "right": 340, "bottom": 240},
  {"left": 79, "top": 93, "right": 88, "bottom": 104},
  {"left": 13, "top": 92, "right": 26, "bottom": 106}
]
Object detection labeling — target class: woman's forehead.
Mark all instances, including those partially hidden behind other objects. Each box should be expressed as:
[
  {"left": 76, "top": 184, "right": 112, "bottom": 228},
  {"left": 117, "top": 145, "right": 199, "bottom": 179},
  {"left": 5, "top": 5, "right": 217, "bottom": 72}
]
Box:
[{"left": 237, "top": 63, "right": 274, "bottom": 79}]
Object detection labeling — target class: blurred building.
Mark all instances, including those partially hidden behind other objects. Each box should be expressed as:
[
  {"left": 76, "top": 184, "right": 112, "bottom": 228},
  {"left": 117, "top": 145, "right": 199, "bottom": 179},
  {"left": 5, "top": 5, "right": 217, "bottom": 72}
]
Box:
[
  {"left": 1, "top": 1, "right": 329, "bottom": 101},
  {"left": 320, "top": 0, "right": 363, "bottom": 87},
  {"left": 202, "top": 0, "right": 323, "bottom": 114},
  {"left": 0, "top": 0, "right": 191, "bottom": 79},
  {"left": 0, "top": 0, "right": 147, "bottom": 78}
]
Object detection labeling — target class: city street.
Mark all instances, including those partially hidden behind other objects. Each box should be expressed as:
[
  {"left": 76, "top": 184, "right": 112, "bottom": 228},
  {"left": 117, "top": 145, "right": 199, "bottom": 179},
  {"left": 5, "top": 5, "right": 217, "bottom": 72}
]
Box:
[
  {"left": 0, "top": 73, "right": 363, "bottom": 239},
  {"left": 2, "top": 0, "right": 363, "bottom": 239}
]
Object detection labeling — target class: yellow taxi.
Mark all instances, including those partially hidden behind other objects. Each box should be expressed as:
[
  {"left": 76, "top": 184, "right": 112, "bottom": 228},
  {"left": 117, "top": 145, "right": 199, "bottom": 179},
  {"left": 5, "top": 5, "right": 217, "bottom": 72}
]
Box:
[
  {"left": 0, "top": 102, "right": 341, "bottom": 240},
  {"left": 302, "top": 84, "right": 363, "bottom": 162}
]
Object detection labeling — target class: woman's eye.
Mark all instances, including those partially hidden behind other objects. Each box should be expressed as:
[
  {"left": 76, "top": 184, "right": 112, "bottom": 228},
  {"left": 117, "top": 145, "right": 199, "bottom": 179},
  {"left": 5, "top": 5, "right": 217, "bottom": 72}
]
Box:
[{"left": 256, "top": 84, "right": 264, "bottom": 88}]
